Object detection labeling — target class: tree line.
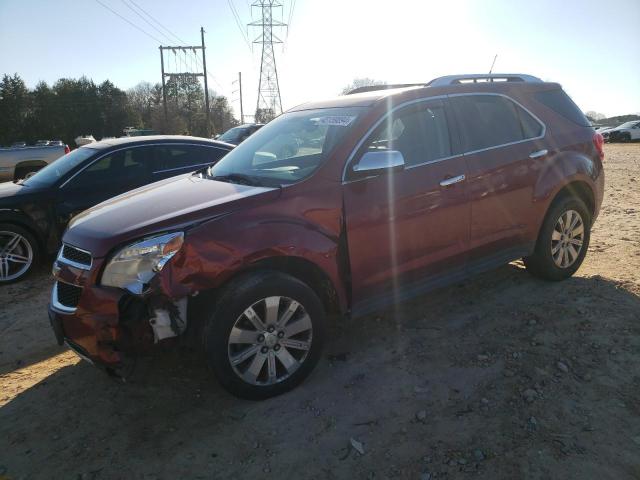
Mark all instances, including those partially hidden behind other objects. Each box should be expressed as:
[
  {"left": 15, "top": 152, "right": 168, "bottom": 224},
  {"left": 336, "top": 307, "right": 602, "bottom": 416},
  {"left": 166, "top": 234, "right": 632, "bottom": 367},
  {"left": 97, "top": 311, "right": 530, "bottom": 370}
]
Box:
[{"left": 0, "top": 73, "right": 239, "bottom": 147}]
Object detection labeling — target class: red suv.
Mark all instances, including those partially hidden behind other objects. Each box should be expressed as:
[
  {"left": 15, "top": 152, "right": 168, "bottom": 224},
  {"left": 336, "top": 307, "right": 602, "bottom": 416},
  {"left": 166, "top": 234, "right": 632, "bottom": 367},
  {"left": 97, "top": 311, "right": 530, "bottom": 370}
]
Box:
[{"left": 48, "top": 74, "right": 605, "bottom": 399}]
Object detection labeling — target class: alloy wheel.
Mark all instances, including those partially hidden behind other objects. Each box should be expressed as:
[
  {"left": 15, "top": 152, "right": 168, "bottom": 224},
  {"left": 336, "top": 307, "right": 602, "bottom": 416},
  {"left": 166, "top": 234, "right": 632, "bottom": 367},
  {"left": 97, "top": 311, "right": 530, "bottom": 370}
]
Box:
[
  {"left": 227, "top": 296, "right": 313, "bottom": 386},
  {"left": 0, "top": 231, "right": 33, "bottom": 282},
  {"left": 550, "top": 209, "right": 584, "bottom": 268}
]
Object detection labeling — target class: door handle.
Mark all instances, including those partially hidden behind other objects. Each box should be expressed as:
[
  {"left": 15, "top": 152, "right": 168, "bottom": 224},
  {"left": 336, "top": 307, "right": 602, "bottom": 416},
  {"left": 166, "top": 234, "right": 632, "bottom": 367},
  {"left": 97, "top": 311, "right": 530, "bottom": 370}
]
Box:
[
  {"left": 439, "top": 174, "right": 465, "bottom": 187},
  {"left": 529, "top": 149, "right": 548, "bottom": 159}
]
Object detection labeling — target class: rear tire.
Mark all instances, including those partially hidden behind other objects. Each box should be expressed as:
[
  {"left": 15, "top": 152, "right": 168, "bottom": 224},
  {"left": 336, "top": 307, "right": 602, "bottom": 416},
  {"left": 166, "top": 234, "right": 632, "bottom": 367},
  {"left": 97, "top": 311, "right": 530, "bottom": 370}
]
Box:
[
  {"left": 0, "top": 223, "right": 39, "bottom": 284},
  {"left": 204, "top": 271, "right": 326, "bottom": 400},
  {"left": 524, "top": 196, "right": 591, "bottom": 281}
]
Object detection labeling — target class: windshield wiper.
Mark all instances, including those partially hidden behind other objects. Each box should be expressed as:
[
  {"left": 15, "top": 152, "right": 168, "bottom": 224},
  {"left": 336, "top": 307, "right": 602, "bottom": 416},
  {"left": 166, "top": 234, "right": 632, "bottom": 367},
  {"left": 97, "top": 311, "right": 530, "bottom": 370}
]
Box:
[{"left": 210, "top": 173, "right": 263, "bottom": 187}]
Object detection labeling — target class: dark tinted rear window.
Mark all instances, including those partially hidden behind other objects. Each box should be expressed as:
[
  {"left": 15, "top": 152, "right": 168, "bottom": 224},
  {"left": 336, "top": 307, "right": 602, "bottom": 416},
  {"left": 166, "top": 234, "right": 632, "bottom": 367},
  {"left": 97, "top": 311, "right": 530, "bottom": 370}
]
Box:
[
  {"left": 534, "top": 89, "right": 590, "bottom": 127},
  {"left": 451, "top": 95, "right": 542, "bottom": 152}
]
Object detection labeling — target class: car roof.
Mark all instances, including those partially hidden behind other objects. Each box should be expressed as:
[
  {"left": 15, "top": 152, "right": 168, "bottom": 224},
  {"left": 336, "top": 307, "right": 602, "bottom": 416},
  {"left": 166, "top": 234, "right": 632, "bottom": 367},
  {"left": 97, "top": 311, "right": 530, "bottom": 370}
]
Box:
[
  {"left": 87, "top": 135, "right": 234, "bottom": 150},
  {"left": 289, "top": 79, "right": 560, "bottom": 112}
]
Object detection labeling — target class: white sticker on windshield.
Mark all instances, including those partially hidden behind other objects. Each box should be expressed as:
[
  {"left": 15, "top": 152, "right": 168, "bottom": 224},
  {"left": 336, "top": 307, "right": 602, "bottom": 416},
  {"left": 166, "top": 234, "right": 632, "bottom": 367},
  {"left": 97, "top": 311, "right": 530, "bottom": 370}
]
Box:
[{"left": 311, "top": 116, "right": 356, "bottom": 127}]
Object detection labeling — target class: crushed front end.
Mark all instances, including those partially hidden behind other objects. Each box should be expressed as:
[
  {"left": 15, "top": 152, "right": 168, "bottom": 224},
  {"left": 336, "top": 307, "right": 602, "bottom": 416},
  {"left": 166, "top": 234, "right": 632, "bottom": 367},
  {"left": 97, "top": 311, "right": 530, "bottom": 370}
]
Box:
[{"left": 48, "top": 235, "right": 190, "bottom": 375}]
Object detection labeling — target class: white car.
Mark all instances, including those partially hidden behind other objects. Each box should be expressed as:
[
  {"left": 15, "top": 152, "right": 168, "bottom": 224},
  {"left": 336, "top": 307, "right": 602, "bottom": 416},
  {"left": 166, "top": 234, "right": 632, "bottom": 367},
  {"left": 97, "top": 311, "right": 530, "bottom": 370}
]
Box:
[{"left": 601, "top": 120, "right": 640, "bottom": 142}]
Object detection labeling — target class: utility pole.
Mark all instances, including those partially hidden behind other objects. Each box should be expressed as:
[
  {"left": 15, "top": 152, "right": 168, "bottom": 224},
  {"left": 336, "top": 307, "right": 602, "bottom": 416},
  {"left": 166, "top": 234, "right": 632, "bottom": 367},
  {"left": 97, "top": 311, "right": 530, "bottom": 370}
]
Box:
[
  {"left": 249, "top": 1, "right": 286, "bottom": 121},
  {"left": 233, "top": 72, "right": 245, "bottom": 124},
  {"left": 238, "top": 72, "right": 244, "bottom": 124},
  {"left": 159, "top": 29, "right": 210, "bottom": 135},
  {"left": 201, "top": 27, "right": 211, "bottom": 136},
  {"left": 159, "top": 47, "right": 168, "bottom": 124}
]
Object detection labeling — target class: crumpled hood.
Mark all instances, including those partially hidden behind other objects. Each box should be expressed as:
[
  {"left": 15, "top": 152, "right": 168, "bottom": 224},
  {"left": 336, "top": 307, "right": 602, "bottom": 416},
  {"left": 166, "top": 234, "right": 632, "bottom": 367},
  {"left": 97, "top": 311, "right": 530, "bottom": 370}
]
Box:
[{"left": 64, "top": 173, "right": 278, "bottom": 257}]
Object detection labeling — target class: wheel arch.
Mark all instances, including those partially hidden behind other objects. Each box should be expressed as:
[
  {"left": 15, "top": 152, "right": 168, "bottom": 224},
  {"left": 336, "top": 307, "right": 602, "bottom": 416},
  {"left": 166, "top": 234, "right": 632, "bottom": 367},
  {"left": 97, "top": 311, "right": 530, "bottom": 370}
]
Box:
[
  {"left": 0, "top": 209, "right": 46, "bottom": 253},
  {"left": 548, "top": 180, "right": 595, "bottom": 217},
  {"left": 235, "top": 256, "right": 343, "bottom": 317},
  {"left": 13, "top": 160, "right": 48, "bottom": 180}
]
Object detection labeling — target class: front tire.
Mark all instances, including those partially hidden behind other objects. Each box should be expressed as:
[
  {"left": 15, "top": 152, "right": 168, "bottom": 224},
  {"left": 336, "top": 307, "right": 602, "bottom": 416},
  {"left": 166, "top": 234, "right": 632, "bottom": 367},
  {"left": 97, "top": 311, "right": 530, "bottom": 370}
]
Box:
[
  {"left": 0, "top": 223, "right": 39, "bottom": 284},
  {"left": 204, "top": 271, "right": 326, "bottom": 400},
  {"left": 524, "top": 196, "right": 591, "bottom": 281}
]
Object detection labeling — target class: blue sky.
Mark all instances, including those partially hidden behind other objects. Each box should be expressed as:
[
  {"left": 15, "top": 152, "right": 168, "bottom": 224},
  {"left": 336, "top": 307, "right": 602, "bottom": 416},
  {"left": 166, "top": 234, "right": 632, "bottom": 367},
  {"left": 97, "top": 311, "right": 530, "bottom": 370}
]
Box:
[{"left": 1, "top": 0, "right": 638, "bottom": 118}]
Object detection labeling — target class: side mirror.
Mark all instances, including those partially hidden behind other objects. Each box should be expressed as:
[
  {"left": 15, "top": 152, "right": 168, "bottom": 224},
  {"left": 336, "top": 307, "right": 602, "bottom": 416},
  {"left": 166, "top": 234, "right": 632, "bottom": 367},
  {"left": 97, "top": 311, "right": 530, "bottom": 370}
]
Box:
[
  {"left": 352, "top": 150, "right": 405, "bottom": 176},
  {"left": 254, "top": 151, "right": 277, "bottom": 164}
]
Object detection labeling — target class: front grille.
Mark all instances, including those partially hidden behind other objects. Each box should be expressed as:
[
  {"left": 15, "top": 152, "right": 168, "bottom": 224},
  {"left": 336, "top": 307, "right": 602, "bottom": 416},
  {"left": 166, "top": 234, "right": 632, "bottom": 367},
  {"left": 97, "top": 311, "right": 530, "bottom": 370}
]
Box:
[
  {"left": 61, "top": 244, "right": 92, "bottom": 267},
  {"left": 56, "top": 281, "right": 83, "bottom": 308}
]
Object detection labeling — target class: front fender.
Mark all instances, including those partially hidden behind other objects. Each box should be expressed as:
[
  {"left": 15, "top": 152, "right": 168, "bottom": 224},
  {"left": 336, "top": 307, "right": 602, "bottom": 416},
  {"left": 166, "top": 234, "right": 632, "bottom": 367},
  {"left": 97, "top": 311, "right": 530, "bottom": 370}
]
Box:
[{"left": 152, "top": 210, "right": 347, "bottom": 310}]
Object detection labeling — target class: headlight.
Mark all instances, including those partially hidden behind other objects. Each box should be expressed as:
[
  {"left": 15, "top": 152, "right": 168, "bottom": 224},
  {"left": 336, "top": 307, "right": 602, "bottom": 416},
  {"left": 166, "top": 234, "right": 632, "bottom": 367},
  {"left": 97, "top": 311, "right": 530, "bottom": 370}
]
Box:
[{"left": 101, "top": 232, "right": 184, "bottom": 294}]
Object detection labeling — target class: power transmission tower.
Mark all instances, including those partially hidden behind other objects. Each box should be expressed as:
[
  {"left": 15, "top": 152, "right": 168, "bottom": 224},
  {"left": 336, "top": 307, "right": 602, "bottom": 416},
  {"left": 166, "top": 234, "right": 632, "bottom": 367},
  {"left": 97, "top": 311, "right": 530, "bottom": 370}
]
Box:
[
  {"left": 159, "top": 27, "right": 211, "bottom": 135},
  {"left": 249, "top": 1, "right": 286, "bottom": 121}
]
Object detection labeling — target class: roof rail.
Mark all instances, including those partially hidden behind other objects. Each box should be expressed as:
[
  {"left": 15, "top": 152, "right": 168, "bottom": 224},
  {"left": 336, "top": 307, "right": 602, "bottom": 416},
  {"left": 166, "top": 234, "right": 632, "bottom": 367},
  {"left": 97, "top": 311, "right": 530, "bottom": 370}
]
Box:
[
  {"left": 346, "top": 83, "right": 427, "bottom": 95},
  {"left": 427, "top": 73, "right": 543, "bottom": 87}
]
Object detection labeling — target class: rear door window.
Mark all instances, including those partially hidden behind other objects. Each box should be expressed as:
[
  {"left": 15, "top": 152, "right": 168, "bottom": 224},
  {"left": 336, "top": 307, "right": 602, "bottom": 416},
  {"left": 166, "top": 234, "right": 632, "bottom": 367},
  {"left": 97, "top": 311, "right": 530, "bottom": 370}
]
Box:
[{"left": 450, "top": 95, "right": 542, "bottom": 152}]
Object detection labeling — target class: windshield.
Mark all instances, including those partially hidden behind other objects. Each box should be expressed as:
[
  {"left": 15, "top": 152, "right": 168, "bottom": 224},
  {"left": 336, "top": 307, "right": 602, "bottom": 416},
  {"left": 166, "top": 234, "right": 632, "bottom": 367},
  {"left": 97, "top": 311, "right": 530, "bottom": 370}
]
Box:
[
  {"left": 207, "top": 107, "right": 366, "bottom": 187},
  {"left": 218, "top": 127, "right": 247, "bottom": 143},
  {"left": 23, "top": 147, "right": 97, "bottom": 187},
  {"left": 617, "top": 121, "right": 638, "bottom": 129}
]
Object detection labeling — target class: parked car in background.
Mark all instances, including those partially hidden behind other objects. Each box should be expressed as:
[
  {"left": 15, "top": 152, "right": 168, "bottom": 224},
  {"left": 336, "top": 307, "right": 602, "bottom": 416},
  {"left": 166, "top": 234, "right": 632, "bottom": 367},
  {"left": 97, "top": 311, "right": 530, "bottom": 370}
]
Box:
[
  {"left": 11, "top": 141, "right": 26, "bottom": 148},
  {"left": 217, "top": 123, "right": 264, "bottom": 145},
  {"left": 0, "top": 143, "right": 70, "bottom": 182},
  {"left": 48, "top": 140, "right": 65, "bottom": 146},
  {"left": 0, "top": 135, "right": 233, "bottom": 283},
  {"left": 601, "top": 120, "right": 640, "bottom": 142},
  {"left": 49, "top": 73, "right": 604, "bottom": 399},
  {"left": 35, "top": 140, "right": 52, "bottom": 146}
]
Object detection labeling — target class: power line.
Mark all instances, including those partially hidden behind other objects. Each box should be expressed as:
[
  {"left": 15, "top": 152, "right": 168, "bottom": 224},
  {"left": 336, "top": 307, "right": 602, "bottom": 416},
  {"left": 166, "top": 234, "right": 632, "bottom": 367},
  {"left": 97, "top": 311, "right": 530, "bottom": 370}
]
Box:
[
  {"left": 120, "top": 0, "right": 176, "bottom": 44},
  {"left": 94, "top": 0, "right": 163, "bottom": 44},
  {"left": 228, "top": 0, "right": 252, "bottom": 50},
  {"left": 127, "top": 0, "right": 187, "bottom": 45},
  {"left": 285, "top": 0, "right": 297, "bottom": 44}
]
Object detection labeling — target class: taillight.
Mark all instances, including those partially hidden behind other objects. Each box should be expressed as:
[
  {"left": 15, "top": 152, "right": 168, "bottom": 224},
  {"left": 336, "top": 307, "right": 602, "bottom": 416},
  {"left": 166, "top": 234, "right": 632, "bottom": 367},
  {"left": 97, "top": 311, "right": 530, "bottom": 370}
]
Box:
[
  {"left": 64, "top": 144, "right": 70, "bottom": 154},
  {"left": 593, "top": 132, "right": 604, "bottom": 161}
]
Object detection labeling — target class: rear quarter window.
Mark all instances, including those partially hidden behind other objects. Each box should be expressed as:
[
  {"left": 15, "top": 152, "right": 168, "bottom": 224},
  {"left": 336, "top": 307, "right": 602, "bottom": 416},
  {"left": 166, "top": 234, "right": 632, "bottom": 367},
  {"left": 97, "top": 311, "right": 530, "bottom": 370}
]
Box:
[{"left": 534, "top": 89, "right": 590, "bottom": 127}]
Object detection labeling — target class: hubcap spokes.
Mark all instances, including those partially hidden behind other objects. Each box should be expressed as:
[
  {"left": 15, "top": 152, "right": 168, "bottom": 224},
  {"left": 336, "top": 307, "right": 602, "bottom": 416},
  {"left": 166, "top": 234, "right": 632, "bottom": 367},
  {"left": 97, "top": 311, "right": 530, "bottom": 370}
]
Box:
[
  {"left": 550, "top": 210, "right": 584, "bottom": 269},
  {"left": 0, "top": 231, "right": 33, "bottom": 282},
  {"left": 228, "top": 296, "right": 313, "bottom": 385}
]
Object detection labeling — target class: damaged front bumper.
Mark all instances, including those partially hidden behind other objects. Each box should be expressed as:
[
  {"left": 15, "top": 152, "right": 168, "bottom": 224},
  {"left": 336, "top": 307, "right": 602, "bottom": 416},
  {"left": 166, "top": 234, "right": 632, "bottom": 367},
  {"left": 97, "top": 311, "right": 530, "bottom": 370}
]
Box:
[{"left": 48, "top": 252, "right": 189, "bottom": 370}]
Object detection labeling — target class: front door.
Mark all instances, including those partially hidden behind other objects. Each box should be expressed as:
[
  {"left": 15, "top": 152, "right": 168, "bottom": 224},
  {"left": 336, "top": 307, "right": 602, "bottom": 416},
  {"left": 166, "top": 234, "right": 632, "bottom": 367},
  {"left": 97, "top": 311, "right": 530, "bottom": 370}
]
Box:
[{"left": 342, "top": 99, "right": 470, "bottom": 315}]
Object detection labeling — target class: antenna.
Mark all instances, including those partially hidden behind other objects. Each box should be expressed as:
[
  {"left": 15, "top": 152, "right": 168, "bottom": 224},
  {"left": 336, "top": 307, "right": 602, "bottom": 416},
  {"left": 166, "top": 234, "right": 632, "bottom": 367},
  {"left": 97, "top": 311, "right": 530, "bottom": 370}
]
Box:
[{"left": 488, "top": 54, "right": 498, "bottom": 74}]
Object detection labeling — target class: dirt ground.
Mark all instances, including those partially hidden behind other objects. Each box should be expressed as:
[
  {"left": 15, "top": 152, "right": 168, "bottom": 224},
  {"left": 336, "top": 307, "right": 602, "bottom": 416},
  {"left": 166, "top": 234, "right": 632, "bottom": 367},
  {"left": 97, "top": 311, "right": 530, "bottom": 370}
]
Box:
[{"left": 1, "top": 144, "right": 639, "bottom": 480}]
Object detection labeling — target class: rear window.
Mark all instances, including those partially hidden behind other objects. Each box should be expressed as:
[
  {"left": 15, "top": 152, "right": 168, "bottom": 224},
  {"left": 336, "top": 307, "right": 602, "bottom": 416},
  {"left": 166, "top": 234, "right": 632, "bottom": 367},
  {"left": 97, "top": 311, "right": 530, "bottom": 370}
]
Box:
[{"left": 534, "top": 89, "right": 590, "bottom": 127}]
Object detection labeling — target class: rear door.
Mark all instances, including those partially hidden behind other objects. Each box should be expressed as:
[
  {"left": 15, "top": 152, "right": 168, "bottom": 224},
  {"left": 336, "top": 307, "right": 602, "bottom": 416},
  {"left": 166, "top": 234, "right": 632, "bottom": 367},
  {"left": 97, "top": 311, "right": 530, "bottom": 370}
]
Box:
[
  {"left": 343, "top": 98, "right": 470, "bottom": 314},
  {"left": 55, "top": 146, "right": 152, "bottom": 228},
  {"left": 449, "top": 94, "right": 546, "bottom": 264},
  {"left": 150, "top": 144, "right": 230, "bottom": 182}
]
